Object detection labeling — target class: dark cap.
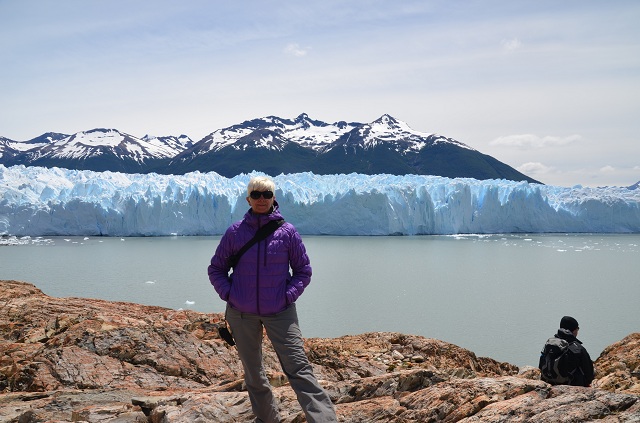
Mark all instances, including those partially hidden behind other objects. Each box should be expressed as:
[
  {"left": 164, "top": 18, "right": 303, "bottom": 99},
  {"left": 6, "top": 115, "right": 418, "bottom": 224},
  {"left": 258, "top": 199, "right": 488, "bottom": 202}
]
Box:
[{"left": 560, "top": 316, "right": 579, "bottom": 331}]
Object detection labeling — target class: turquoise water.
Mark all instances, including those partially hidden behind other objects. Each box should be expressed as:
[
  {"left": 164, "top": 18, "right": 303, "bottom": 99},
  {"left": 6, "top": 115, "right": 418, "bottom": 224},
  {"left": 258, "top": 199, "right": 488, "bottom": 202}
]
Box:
[{"left": 1, "top": 233, "right": 638, "bottom": 367}]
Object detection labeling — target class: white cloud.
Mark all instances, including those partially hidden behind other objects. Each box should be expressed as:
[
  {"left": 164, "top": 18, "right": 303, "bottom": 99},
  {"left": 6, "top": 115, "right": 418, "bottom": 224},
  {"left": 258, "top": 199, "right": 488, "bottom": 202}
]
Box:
[
  {"left": 490, "top": 134, "right": 581, "bottom": 149},
  {"left": 517, "top": 162, "right": 553, "bottom": 175},
  {"left": 514, "top": 162, "right": 639, "bottom": 187},
  {"left": 501, "top": 38, "right": 522, "bottom": 52},
  {"left": 284, "top": 43, "right": 310, "bottom": 57}
]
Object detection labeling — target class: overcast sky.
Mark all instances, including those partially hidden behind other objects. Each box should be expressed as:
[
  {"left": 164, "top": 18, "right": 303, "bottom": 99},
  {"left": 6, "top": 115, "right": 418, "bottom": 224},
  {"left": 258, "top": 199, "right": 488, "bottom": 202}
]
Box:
[{"left": 1, "top": 1, "right": 638, "bottom": 187}]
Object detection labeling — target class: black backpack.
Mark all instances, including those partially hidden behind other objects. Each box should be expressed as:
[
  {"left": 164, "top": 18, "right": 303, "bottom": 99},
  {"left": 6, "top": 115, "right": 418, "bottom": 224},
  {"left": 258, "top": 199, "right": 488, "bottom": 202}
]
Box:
[{"left": 539, "top": 337, "right": 580, "bottom": 384}]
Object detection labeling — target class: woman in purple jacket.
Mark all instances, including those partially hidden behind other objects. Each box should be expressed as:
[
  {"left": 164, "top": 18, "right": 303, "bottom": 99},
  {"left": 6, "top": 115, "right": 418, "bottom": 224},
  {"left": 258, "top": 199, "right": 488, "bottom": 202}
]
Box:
[{"left": 208, "top": 176, "right": 337, "bottom": 423}]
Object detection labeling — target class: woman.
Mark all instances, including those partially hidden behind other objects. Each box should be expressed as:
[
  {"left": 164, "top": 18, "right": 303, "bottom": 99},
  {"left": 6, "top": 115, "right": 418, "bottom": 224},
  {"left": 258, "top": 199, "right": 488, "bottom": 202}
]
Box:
[{"left": 208, "top": 176, "right": 337, "bottom": 423}]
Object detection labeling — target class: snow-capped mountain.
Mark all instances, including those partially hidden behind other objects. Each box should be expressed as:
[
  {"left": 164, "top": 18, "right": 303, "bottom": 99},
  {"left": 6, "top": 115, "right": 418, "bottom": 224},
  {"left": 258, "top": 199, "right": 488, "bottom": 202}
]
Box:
[
  {"left": 325, "top": 114, "right": 452, "bottom": 153},
  {"left": 193, "top": 113, "right": 356, "bottom": 154},
  {"left": 2, "top": 129, "right": 193, "bottom": 173},
  {"left": 0, "top": 115, "right": 538, "bottom": 183},
  {"left": 0, "top": 132, "right": 66, "bottom": 165}
]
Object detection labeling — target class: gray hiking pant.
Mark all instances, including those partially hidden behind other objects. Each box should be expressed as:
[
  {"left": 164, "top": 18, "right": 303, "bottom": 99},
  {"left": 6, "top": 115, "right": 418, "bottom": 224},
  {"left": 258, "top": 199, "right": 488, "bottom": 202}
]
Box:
[{"left": 226, "top": 303, "right": 337, "bottom": 423}]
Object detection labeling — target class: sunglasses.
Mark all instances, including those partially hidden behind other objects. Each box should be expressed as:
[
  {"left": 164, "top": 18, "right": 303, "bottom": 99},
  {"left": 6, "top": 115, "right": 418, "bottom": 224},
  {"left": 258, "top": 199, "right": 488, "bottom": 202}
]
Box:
[{"left": 249, "top": 190, "right": 274, "bottom": 200}]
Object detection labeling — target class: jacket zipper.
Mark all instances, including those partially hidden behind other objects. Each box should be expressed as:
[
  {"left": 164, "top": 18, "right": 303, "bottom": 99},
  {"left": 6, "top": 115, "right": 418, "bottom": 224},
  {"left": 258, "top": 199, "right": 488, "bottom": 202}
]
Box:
[
  {"left": 256, "top": 226, "right": 261, "bottom": 315},
  {"left": 255, "top": 220, "right": 264, "bottom": 315},
  {"left": 255, "top": 219, "right": 271, "bottom": 314}
]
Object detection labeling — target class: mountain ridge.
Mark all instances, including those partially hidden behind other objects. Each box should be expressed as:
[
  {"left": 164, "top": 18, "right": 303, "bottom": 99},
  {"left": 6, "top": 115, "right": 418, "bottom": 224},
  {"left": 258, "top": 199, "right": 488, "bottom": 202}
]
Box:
[{"left": 0, "top": 114, "right": 540, "bottom": 183}]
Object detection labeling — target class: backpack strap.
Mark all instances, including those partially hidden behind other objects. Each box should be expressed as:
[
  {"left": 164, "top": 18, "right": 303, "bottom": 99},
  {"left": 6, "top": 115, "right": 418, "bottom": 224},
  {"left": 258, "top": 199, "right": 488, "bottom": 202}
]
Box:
[{"left": 227, "top": 219, "right": 285, "bottom": 268}]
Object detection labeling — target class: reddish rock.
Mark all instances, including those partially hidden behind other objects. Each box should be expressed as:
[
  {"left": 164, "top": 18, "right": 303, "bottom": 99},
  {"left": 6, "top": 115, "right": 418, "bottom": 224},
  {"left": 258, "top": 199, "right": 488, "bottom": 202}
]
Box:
[
  {"left": 1, "top": 280, "right": 639, "bottom": 422},
  {"left": 593, "top": 333, "right": 640, "bottom": 395}
]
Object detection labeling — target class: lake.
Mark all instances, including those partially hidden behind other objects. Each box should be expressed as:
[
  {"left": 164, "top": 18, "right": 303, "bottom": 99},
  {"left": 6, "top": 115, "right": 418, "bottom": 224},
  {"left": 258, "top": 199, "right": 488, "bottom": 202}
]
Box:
[{"left": 1, "top": 233, "right": 638, "bottom": 368}]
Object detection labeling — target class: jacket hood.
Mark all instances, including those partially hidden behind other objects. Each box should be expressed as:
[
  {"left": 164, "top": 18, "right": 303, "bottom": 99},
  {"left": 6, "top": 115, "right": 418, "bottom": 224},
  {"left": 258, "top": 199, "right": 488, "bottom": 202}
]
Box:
[{"left": 556, "top": 328, "right": 583, "bottom": 344}]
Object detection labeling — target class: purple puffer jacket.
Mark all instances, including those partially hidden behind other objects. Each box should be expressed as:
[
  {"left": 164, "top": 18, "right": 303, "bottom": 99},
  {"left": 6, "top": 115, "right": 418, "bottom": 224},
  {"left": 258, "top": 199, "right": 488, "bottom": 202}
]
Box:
[{"left": 208, "top": 203, "right": 312, "bottom": 315}]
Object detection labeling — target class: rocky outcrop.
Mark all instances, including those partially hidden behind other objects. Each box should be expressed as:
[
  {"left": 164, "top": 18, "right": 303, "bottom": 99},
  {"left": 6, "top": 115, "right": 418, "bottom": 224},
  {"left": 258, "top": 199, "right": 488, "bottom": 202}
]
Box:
[
  {"left": 1, "top": 280, "right": 638, "bottom": 422},
  {"left": 593, "top": 333, "right": 640, "bottom": 395}
]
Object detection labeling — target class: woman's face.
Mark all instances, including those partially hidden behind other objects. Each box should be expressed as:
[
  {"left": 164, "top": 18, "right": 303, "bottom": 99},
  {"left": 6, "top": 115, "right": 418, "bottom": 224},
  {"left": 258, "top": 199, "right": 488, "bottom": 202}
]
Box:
[{"left": 247, "top": 189, "right": 275, "bottom": 214}]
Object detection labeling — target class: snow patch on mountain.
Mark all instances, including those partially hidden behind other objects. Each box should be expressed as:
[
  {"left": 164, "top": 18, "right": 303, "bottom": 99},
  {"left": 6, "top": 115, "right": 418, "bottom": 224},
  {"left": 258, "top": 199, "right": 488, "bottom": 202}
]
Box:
[
  {"left": 70, "top": 129, "right": 124, "bottom": 147},
  {"left": 199, "top": 113, "right": 357, "bottom": 154}
]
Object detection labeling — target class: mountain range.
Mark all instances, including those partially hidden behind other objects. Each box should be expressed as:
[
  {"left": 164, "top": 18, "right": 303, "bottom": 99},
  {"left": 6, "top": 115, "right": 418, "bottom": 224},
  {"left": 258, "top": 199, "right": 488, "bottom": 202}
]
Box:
[{"left": 0, "top": 114, "right": 540, "bottom": 183}]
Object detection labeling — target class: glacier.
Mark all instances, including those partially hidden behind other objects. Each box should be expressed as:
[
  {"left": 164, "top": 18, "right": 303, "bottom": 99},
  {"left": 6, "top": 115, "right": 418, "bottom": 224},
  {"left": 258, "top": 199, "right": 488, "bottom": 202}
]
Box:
[{"left": 0, "top": 164, "right": 638, "bottom": 237}]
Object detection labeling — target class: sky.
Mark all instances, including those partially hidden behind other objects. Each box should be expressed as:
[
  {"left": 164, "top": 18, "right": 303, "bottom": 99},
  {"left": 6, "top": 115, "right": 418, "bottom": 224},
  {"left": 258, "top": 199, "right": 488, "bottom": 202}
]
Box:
[{"left": 1, "top": 1, "right": 639, "bottom": 187}]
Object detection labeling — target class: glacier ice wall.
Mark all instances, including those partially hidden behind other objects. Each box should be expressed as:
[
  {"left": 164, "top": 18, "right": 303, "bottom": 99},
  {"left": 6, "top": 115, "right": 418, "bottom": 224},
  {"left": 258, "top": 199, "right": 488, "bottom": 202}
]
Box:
[{"left": 1, "top": 165, "right": 638, "bottom": 236}]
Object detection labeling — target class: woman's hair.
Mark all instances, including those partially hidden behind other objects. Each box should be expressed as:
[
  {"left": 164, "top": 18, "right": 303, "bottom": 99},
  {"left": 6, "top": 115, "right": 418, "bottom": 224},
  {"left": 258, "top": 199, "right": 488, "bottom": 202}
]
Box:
[{"left": 247, "top": 176, "right": 276, "bottom": 195}]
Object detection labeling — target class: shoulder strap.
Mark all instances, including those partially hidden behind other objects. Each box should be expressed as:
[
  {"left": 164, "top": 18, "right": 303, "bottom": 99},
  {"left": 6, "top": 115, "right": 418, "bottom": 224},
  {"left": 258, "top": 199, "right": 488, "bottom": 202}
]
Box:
[{"left": 228, "top": 219, "right": 285, "bottom": 268}]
